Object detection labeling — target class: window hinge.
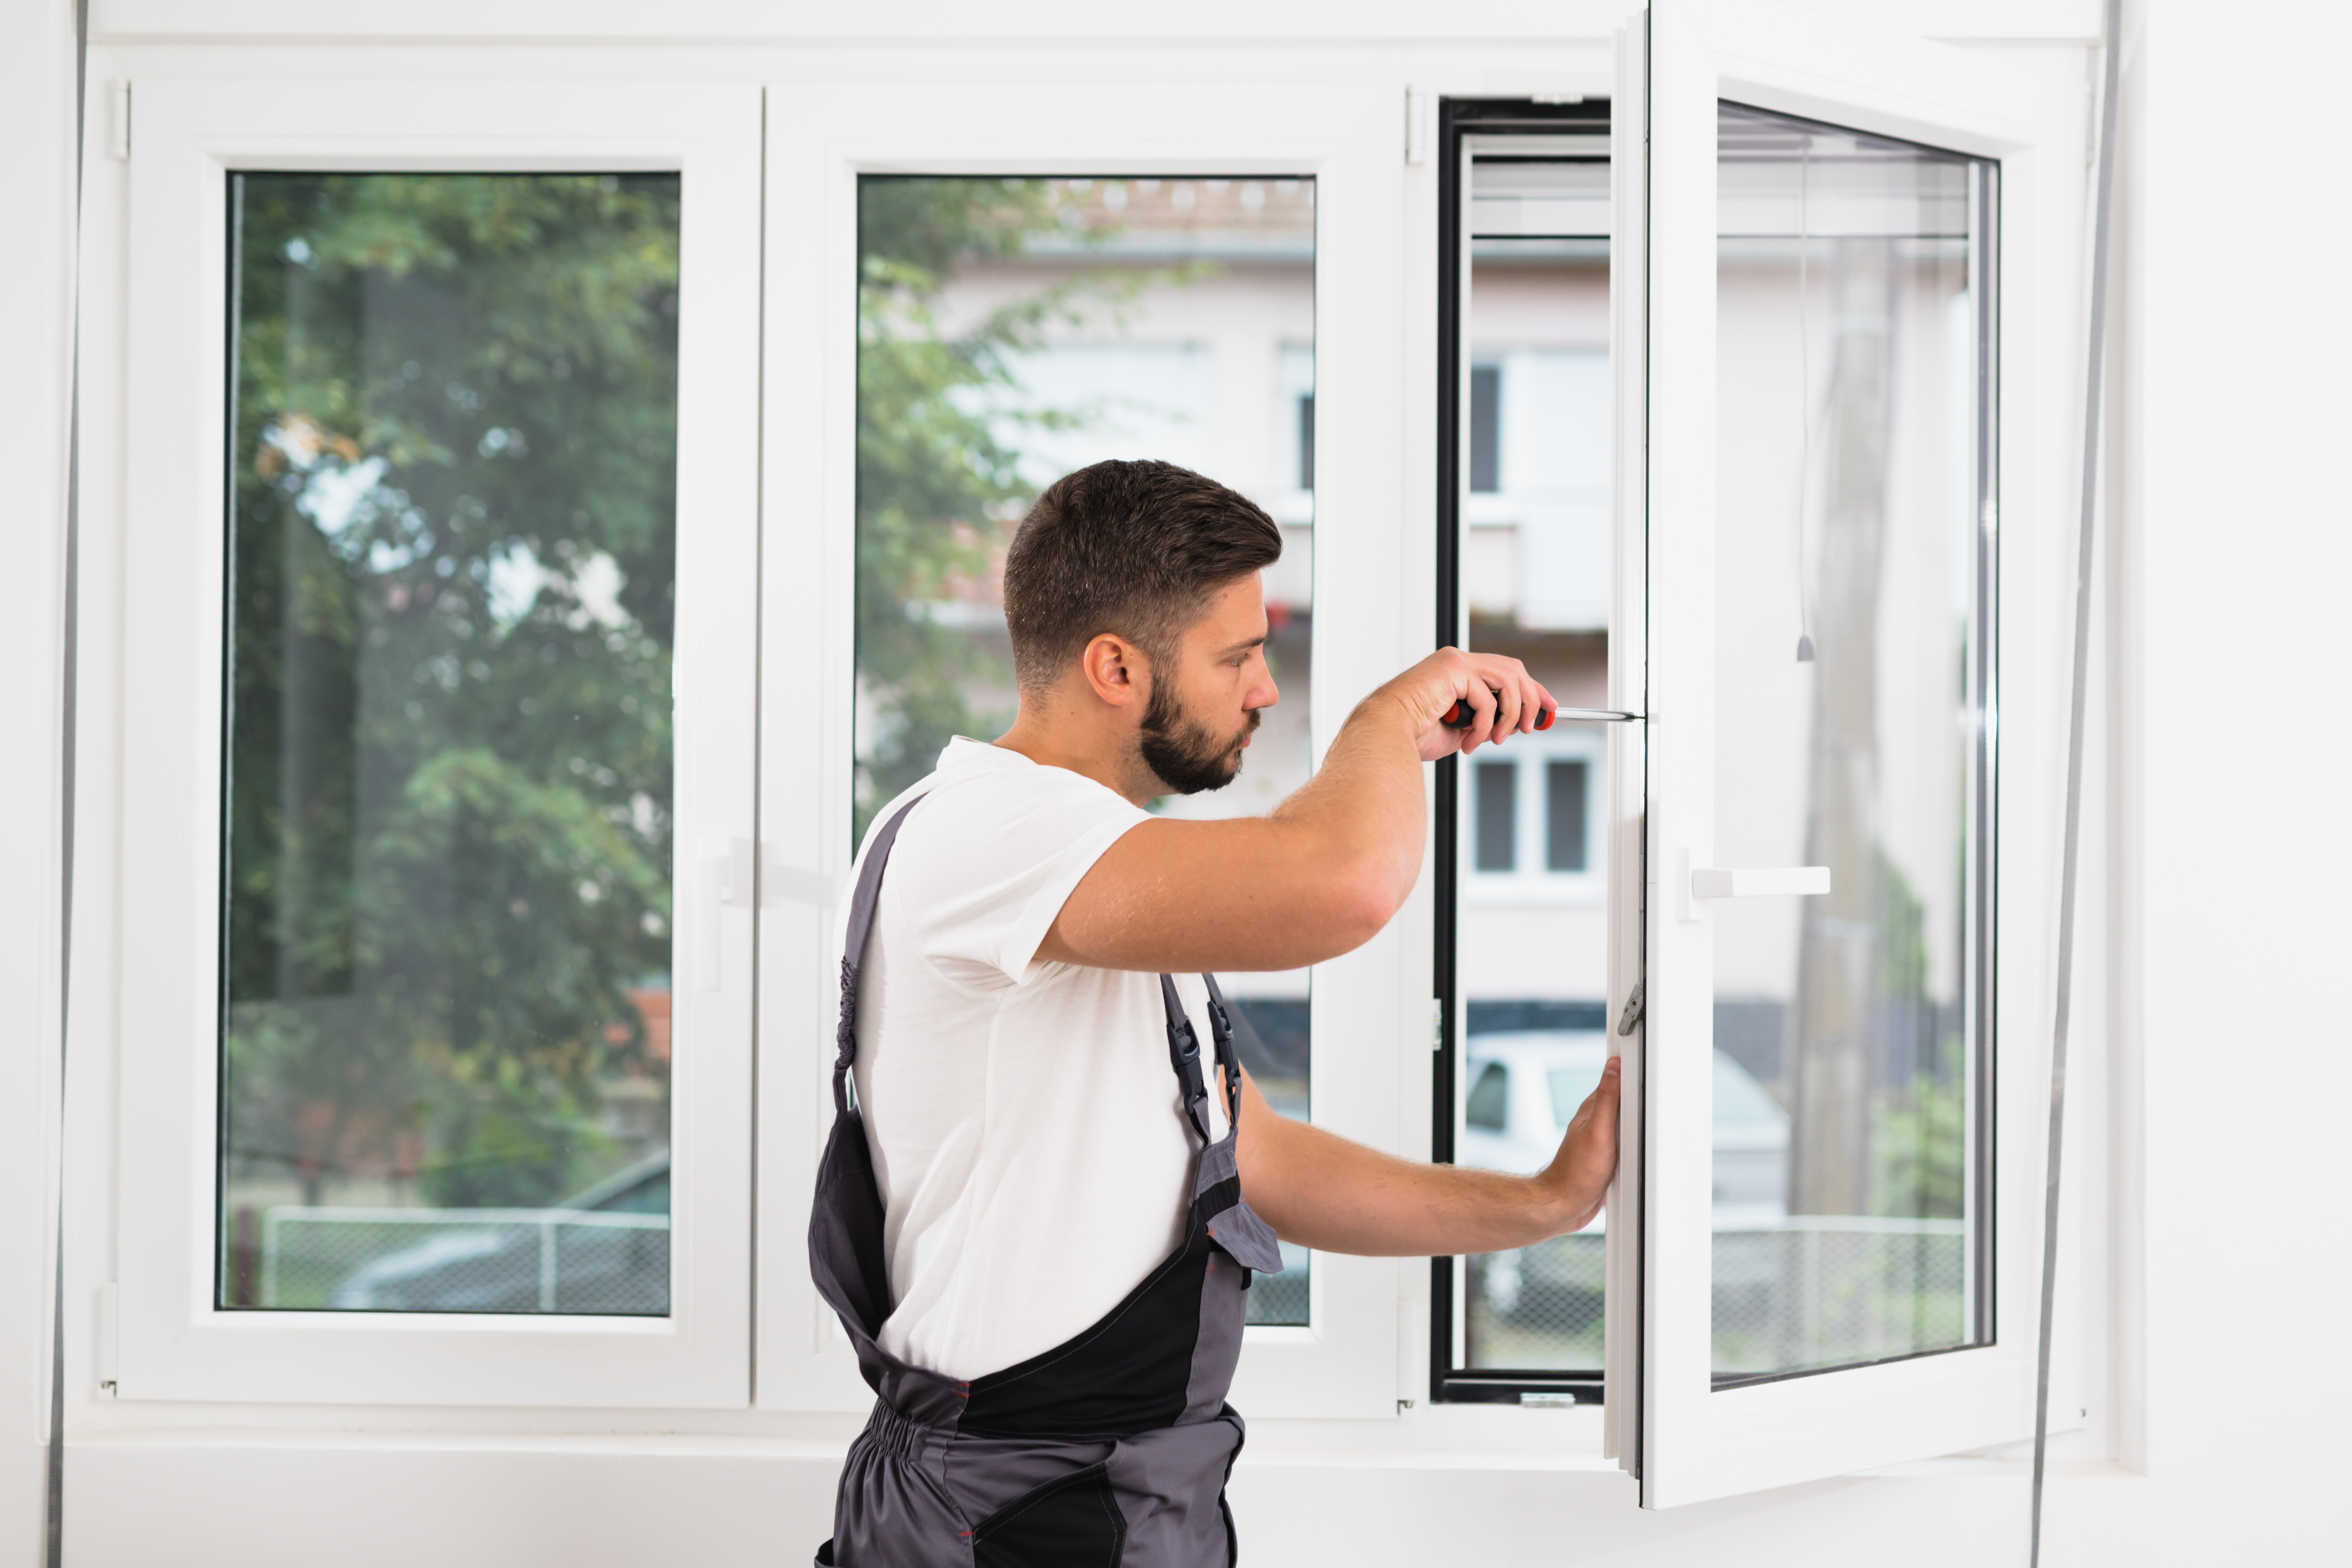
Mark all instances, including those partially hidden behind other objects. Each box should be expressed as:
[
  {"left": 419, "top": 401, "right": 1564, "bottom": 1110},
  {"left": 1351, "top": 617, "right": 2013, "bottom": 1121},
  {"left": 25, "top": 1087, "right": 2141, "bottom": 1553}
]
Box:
[
  {"left": 108, "top": 80, "right": 131, "bottom": 162},
  {"left": 1405, "top": 87, "right": 1432, "bottom": 167},
  {"left": 1431, "top": 998, "right": 1445, "bottom": 1052},
  {"left": 96, "top": 1282, "right": 119, "bottom": 1394}
]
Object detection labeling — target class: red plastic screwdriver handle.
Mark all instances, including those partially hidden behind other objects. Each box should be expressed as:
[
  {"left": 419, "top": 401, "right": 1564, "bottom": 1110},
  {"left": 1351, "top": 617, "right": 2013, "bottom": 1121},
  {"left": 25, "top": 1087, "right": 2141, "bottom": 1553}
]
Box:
[{"left": 1442, "top": 694, "right": 1555, "bottom": 731}]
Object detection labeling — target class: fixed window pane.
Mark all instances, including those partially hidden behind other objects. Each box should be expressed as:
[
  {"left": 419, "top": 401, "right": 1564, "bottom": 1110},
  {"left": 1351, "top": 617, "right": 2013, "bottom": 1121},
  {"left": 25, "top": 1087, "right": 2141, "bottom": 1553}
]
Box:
[
  {"left": 1708, "top": 104, "right": 1994, "bottom": 1382},
  {"left": 1545, "top": 759, "right": 1588, "bottom": 872},
  {"left": 1473, "top": 761, "right": 1518, "bottom": 871},
  {"left": 853, "top": 175, "right": 1316, "bottom": 1324},
  {"left": 1450, "top": 143, "right": 1615, "bottom": 1379},
  {"left": 219, "top": 173, "right": 680, "bottom": 1316}
]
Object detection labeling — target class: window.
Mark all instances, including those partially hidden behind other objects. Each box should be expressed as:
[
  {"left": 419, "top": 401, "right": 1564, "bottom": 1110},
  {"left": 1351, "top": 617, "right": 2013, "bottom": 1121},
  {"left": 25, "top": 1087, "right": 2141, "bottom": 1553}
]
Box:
[
  {"left": 1467, "top": 364, "right": 1500, "bottom": 492},
  {"left": 849, "top": 173, "right": 1316, "bottom": 1325},
  {"left": 1433, "top": 96, "right": 1621, "bottom": 1405},
  {"left": 109, "top": 78, "right": 760, "bottom": 1408},
  {"left": 1297, "top": 392, "right": 1315, "bottom": 490},
  {"left": 1472, "top": 761, "right": 1517, "bottom": 871},
  {"left": 1626, "top": 0, "right": 2071, "bottom": 1503},
  {"left": 1466, "top": 735, "right": 1604, "bottom": 890},
  {"left": 80, "top": 26, "right": 2076, "bottom": 1484},
  {"left": 758, "top": 78, "right": 1408, "bottom": 1421},
  {"left": 1546, "top": 759, "right": 1589, "bottom": 872},
  {"left": 218, "top": 172, "right": 681, "bottom": 1319}
]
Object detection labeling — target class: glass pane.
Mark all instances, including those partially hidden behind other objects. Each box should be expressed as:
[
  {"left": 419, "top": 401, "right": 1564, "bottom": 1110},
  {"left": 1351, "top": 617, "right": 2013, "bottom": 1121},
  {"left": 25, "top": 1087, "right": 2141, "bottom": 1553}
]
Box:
[
  {"left": 1709, "top": 103, "right": 1993, "bottom": 1381},
  {"left": 219, "top": 174, "right": 680, "bottom": 1315},
  {"left": 1454, "top": 152, "right": 1615, "bottom": 1374},
  {"left": 853, "top": 176, "right": 1317, "bottom": 1324}
]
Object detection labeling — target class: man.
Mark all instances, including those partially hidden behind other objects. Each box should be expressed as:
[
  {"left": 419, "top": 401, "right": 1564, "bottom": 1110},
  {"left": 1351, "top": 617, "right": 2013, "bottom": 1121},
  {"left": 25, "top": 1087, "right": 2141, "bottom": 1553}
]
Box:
[{"left": 812, "top": 460, "right": 1619, "bottom": 1567}]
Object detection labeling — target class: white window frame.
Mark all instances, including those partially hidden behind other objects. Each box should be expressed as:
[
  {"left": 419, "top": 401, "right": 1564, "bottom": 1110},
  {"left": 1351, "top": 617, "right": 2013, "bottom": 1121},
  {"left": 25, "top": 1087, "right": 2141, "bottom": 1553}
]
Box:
[
  {"left": 98, "top": 77, "right": 764, "bottom": 1409},
  {"left": 753, "top": 77, "right": 1412, "bottom": 1419},
  {"left": 53, "top": 13, "right": 2123, "bottom": 1508},
  {"left": 1615, "top": 0, "right": 2085, "bottom": 1506}
]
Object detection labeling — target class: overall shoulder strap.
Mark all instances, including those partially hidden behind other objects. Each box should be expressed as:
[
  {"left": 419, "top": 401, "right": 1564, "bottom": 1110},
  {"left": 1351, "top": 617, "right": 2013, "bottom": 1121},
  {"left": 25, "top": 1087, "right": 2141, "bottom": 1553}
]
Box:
[
  {"left": 835, "top": 794, "right": 927, "bottom": 1116},
  {"left": 1158, "top": 974, "right": 1214, "bottom": 1145}
]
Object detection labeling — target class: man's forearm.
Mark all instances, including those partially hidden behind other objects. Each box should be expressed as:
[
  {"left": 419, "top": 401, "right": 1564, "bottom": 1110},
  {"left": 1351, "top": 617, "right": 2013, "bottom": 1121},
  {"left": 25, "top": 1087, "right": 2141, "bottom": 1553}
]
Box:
[
  {"left": 1234, "top": 1072, "right": 1600, "bottom": 1258},
  {"left": 1041, "top": 695, "right": 1427, "bottom": 973},
  {"left": 1268, "top": 687, "right": 1428, "bottom": 916}
]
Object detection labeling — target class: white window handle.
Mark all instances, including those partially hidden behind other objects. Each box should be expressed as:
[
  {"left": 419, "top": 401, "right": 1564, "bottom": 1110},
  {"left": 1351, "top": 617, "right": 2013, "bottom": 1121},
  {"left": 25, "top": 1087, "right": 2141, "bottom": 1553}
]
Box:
[
  {"left": 1690, "top": 866, "right": 1830, "bottom": 899},
  {"left": 1675, "top": 850, "right": 1831, "bottom": 922}
]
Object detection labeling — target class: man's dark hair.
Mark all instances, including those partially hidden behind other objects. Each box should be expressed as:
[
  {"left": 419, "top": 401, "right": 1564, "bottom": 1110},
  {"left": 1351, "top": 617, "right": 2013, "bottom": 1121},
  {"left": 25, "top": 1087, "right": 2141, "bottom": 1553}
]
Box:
[{"left": 1002, "top": 459, "right": 1282, "bottom": 695}]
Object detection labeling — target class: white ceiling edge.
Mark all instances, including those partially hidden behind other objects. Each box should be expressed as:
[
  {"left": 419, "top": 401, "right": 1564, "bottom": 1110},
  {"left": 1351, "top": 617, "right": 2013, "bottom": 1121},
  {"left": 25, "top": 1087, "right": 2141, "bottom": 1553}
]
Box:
[{"left": 90, "top": 0, "right": 2103, "bottom": 47}]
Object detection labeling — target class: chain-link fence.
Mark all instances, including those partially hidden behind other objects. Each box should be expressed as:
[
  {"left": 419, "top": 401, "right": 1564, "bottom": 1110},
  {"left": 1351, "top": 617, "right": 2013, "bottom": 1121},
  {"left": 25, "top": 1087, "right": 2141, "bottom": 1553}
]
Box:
[
  {"left": 261, "top": 1207, "right": 670, "bottom": 1315},
  {"left": 1244, "top": 1239, "right": 1311, "bottom": 1325},
  {"left": 1464, "top": 1216, "right": 1967, "bottom": 1374},
  {"left": 1466, "top": 1234, "right": 1606, "bottom": 1370},
  {"left": 1710, "top": 1215, "right": 1966, "bottom": 1377}
]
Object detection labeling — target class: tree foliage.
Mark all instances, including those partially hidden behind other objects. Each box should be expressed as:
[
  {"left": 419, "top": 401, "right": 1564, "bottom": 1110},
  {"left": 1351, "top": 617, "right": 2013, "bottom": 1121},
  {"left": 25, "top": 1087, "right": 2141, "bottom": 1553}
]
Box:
[
  {"left": 853, "top": 178, "right": 1159, "bottom": 841},
  {"left": 225, "top": 173, "right": 679, "bottom": 1212}
]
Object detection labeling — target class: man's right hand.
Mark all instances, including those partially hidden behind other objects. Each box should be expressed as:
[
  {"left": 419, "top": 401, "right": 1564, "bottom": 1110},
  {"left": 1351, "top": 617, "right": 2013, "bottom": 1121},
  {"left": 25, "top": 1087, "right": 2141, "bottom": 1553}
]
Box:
[{"left": 1377, "top": 646, "right": 1556, "bottom": 762}]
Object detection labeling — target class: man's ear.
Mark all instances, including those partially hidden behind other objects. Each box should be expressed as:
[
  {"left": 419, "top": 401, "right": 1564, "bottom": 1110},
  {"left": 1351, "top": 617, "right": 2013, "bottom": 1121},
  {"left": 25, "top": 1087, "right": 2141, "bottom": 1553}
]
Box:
[{"left": 1080, "top": 632, "right": 1147, "bottom": 711}]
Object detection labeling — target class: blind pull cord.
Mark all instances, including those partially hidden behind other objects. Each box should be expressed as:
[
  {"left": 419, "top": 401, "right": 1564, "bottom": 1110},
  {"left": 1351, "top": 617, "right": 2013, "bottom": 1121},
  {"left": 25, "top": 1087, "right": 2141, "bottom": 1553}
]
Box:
[{"left": 2031, "top": 0, "right": 2122, "bottom": 1561}]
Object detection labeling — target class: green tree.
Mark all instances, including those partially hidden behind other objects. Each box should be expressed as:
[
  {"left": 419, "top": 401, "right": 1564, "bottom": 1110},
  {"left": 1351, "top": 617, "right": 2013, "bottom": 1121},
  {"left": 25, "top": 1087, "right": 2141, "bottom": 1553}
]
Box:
[
  {"left": 853, "top": 178, "right": 1176, "bottom": 842},
  {"left": 225, "top": 173, "right": 679, "bottom": 1217}
]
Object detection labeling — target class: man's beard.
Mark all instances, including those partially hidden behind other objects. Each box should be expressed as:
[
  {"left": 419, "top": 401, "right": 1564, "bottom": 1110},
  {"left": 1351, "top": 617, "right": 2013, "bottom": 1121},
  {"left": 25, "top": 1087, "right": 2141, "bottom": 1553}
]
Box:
[{"left": 1138, "top": 678, "right": 1261, "bottom": 796}]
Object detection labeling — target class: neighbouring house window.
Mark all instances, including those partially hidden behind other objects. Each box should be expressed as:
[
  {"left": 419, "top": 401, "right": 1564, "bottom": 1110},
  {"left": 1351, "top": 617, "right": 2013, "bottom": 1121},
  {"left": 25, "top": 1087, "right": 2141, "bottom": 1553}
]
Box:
[
  {"left": 1545, "top": 760, "right": 1588, "bottom": 872},
  {"left": 218, "top": 173, "right": 681, "bottom": 1315},
  {"left": 1468, "top": 364, "right": 1501, "bottom": 492},
  {"left": 1297, "top": 392, "right": 1315, "bottom": 490},
  {"left": 1474, "top": 761, "right": 1517, "bottom": 871}
]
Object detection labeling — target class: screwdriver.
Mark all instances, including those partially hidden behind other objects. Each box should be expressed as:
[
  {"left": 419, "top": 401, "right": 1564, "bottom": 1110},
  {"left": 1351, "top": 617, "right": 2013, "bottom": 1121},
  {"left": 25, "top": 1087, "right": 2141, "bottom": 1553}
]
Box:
[{"left": 1441, "top": 695, "right": 1639, "bottom": 730}]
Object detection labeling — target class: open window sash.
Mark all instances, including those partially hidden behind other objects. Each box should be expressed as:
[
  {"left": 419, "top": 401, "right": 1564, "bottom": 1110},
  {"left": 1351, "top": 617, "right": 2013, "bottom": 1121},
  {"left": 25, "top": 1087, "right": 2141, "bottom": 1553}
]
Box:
[{"left": 1611, "top": 0, "right": 2082, "bottom": 1507}]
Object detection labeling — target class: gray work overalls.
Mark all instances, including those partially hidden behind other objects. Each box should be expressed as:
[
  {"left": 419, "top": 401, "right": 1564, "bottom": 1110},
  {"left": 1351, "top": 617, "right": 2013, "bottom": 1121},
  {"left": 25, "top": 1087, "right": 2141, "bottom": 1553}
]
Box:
[{"left": 812, "top": 795, "right": 1286, "bottom": 1568}]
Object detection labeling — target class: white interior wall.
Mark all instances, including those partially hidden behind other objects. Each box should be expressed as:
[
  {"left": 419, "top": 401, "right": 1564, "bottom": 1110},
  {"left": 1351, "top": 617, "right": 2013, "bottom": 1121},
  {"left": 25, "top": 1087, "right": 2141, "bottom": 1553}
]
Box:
[
  {"left": 5, "top": 0, "right": 2346, "bottom": 1562},
  {"left": 0, "top": 1, "right": 77, "bottom": 1562}
]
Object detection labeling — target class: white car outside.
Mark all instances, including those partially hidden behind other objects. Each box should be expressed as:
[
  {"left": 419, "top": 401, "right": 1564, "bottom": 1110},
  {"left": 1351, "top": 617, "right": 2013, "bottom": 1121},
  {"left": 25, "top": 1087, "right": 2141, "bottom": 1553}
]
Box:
[{"left": 1456, "top": 1030, "right": 1792, "bottom": 1216}]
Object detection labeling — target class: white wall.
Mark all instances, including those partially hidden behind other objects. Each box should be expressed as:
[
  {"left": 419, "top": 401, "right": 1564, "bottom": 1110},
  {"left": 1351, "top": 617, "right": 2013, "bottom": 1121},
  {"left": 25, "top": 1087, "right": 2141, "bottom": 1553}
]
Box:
[
  {"left": 0, "top": 0, "right": 77, "bottom": 1562},
  {"left": 9, "top": 1, "right": 2350, "bottom": 1563},
  {"left": 2101, "top": 0, "right": 2352, "bottom": 1553}
]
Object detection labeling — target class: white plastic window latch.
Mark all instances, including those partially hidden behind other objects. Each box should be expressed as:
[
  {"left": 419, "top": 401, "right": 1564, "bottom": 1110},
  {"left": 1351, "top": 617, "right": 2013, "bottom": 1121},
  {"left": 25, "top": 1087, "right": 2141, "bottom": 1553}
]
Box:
[
  {"left": 719, "top": 837, "right": 757, "bottom": 909},
  {"left": 698, "top": 838, "right": 758, "bottom": 992},
  {"left": 1676, "top": 849, "right": 1830, "bottom": 922}
]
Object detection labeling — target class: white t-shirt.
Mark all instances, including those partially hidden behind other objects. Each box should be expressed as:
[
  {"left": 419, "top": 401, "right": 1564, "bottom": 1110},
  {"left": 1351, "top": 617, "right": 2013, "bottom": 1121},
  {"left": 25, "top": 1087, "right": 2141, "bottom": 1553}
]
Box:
[{"left": 843, "top": 737, "right": 1232, "bottom": 1381}]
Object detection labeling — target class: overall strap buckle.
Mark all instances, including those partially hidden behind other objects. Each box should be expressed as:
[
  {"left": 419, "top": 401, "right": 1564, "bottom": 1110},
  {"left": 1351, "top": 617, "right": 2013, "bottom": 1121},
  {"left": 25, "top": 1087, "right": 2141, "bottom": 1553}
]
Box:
[
  {"left": 1200, "top": 973, "right": 1244, "bottom": 1126},
  {"left": 1158, "top": 973, "right": 1214, "bottom": 1144}
]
